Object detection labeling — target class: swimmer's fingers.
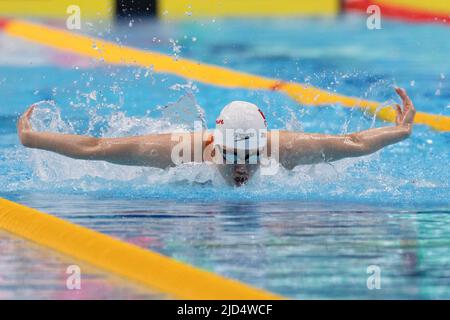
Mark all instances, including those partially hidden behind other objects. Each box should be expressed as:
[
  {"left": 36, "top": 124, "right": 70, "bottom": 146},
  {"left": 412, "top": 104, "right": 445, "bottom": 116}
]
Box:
[
  {"left": 17, "top": 105, "right": 37, "bottom": 146},
  {"left": 395, "top": 104, "right": 403, "bottom": 125},
  {"left": 404, "top": 103, "right": 416, "bottom": 124},
  {"left": 395, "top": 87, "right": 413, "bottom": 108},
  {"left": 395, "top": 88, "right": 416, "bottom": 125},
  {"left": 24, "top": 104, "right": 36, "bottom": 120},
  {"left": 18, "top": 105, "right": 35, "bottom": 132}
]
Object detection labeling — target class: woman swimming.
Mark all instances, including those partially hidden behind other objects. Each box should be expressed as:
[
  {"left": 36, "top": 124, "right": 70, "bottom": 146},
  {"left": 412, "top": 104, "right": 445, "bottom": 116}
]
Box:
[{"left": 18, "top": 88, "right": 415, "bottom": 187}]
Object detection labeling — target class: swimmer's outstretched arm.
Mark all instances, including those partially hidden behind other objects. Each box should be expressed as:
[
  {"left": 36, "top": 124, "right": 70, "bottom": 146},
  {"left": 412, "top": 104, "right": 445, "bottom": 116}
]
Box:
[
  {"left": 17, "top": 106, "right": 200, "bottom": 169},
  {"left": 277, "top": 88, "right": 416, "bottom": 169}
]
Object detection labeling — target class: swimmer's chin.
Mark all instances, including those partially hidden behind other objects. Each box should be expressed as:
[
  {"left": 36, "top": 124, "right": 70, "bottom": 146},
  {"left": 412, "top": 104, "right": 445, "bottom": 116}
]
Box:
[
  {"left": 220, "top": 176, "right": 249, "bottom": 187},
  {"left": 233, "top": 176, "right": 249, "bottom": 187},
  {"left": 234, "top": 178, "right": 248, "bottom": 187}
]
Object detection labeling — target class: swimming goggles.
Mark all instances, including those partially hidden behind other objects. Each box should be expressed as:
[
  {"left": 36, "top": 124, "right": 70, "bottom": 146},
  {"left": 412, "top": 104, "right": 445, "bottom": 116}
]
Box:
[{"left": 221, "top": 147, "right": 261, "bottom": 164}]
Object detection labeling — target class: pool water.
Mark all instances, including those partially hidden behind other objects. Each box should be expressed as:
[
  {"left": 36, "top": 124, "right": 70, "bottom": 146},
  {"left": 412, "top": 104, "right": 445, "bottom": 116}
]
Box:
[
  {"left": 0, "top": 230, "right": 163, "bottom": 299},
  {"left": 0, "top": 16, "right": 449, "bottom": 299}
]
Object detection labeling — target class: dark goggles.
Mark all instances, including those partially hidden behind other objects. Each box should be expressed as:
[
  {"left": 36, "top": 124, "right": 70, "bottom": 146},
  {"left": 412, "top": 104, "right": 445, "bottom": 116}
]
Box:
[{"left": 221, "top": 147, "right": 261, "bottom": 164}]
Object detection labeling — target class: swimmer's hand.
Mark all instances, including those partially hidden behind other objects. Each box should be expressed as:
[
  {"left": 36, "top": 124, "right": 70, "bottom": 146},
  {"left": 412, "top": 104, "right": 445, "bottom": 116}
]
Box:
[
  {"left": 277, "top": 88, "right": 416, "bottom": 168},
  {"left": 17, "top": 105, "right": 36, "bottom": 147},
  {"left": 394, "top": 87, "right": 416, "bottom": 134},
  {"left": 17, "top": 104, "right": 198, "bottom": 169}
]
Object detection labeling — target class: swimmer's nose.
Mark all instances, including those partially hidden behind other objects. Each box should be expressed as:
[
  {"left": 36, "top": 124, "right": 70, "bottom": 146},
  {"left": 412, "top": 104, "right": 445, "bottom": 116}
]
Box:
[{"left": 234, "top": 165, "right": 248, "bottom": 175}]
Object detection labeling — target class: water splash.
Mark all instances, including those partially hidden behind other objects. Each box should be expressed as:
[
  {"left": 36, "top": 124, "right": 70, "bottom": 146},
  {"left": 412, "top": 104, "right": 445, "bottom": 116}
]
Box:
[
  {"left": 0, "top": 93, "right": 444, "bottom": 204},
  {"left": 158, "top": 92, "right": 207, "bottom": 130}
]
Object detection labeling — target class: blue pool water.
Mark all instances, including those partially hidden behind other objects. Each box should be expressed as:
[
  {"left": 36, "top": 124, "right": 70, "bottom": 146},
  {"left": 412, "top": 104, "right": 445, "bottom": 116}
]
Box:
[
  {"left": 0, "top": 16, "right": 449, "bottom": 299},
  {"left": 0, "top": 230, "right": 162, "bottom": 299}
]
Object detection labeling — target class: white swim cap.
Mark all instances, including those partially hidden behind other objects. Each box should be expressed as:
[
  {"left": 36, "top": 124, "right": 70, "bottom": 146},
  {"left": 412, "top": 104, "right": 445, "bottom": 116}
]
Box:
[{"left": 214, "top": 101, "right": 267, "bottom": 157}]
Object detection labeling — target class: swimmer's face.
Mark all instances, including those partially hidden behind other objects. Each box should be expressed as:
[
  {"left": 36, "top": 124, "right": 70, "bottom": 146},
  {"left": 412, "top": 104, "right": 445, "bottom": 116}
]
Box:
[
  {"left": 214, "top": 146, "right": 260, "bottom": 186},
  {"left": 217, "top": 163, "right": 259, "bottom": 186}
]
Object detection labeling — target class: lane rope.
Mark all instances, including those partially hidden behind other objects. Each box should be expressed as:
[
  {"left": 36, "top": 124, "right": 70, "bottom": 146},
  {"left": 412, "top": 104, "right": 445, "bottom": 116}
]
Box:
[
  {"left": 0, "top": 18, "right": 449, "bottom": 131},
  {"left": 158, "top": 0, "right": 340, "bottom": 18},
  {"left": 345, "top": 0, "right": 450, "bottom": 25},
  {"left": 0, "top": 198, "right": 282, "bottom": 300}
]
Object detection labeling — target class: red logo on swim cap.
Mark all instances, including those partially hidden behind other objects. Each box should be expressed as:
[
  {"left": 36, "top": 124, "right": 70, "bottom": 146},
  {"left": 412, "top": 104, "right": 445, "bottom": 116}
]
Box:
[
  {"left": 258, "top": 109, "right": 267, "bottom": 127},
  {"left": 216, "top": 119, "right": 224, "bottom": 125}
]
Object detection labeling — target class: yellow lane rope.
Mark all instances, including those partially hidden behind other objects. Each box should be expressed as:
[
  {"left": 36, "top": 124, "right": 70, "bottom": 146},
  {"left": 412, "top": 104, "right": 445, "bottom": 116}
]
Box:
[
  {"left": 0, "top": 0, "right": 113, "bottom": 20},
  {"left": 158, "top": 0, "right": 340, "bottom": 18},
  {"left": 0, "top": 198, "right": 282, "bottom": 300},
  {"left": 2, "top": 19, "right": 449, "bottom": 131}
]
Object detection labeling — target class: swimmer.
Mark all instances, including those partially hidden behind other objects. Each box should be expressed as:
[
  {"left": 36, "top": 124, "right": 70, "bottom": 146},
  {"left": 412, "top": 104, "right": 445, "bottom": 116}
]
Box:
[{"left": 18, "top": 88, "right": 415, "bottom": 187}]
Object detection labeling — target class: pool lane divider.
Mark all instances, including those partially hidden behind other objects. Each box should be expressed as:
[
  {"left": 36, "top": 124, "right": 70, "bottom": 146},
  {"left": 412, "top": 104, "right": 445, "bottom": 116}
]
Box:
[
  {"left": 0, "top": 198, "right": 282, "bottom": 300},
  {"left": 0, "top": 0, "right": 114, "bottom": 20},
  {"left": 158, "top": 0, "right": 340, "bottom": 18},
  {"left": 344, "top": 0, "right": 450, "bottom": 25},
  {"left": 0, "top": 19, "right": 449, "bottom": 132}
]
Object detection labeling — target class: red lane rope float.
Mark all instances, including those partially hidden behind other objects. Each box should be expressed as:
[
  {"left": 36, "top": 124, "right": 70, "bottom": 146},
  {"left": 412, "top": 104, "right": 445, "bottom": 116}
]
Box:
[
  {"left": 0, "top": 18, "right": 11, "bottom": 30},
  {"left": 345, "top": 0, "right": 450, "bottom": 25},
  {"left": 269, "top": 81, "right": 288, "bottom": 91}
]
